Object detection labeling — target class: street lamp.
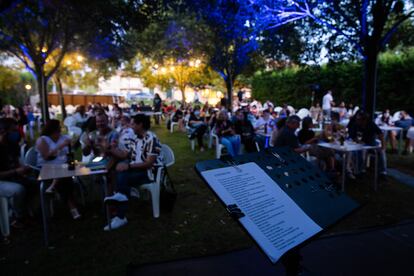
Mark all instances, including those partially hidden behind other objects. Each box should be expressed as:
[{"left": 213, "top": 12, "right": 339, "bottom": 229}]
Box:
[{"left": 25, "top": 84, "right": 32, "bottom": 91}]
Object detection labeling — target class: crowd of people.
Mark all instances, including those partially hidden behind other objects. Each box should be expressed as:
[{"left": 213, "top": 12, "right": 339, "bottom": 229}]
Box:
[
  {"left": 1, "top": 90, "right": 414, "bottom": 240},
  {"left": 0, "top": 101, "right": 165, "bottom": 239}
]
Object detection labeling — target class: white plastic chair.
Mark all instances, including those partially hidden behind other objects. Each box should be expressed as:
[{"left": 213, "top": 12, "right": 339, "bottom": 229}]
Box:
[
  {"left": 297, "top": 108, "right": 310, "bottom": 119},
  {"left": 210, "top": 127, "right": 225, "bottom": 159},
  {"left": 24, "top": 147, "right": 40, "bottom": 171},
  {"left": 392, "top": 111, "right": 402, "bottom": 122},
  {"left": 65, "top": 105, "right": 76, "bottom": 115},
  {"left": 353, "top": 106, "right": 360, "bottom": 116},
  {"left": 274, "top": 106, "right": 283, "bottom": 113},
  {"left": 169, "top": 113, "right": 179, "bottom": 133},
  {"left": 19, "top": 143, "right": 27, "bottom": 165},
  {"left": 134, "top": 144, "right": 175, "bottom": 218}
]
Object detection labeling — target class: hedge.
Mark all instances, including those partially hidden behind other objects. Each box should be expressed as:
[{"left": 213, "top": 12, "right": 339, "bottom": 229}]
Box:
[{"left": 252, "top": 48, "right": 414, "bottom": 114}]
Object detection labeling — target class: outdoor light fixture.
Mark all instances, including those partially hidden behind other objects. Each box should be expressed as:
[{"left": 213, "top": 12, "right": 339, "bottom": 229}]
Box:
[
  {"left": 25, "top": 84, "right": 32, "bottom": 90},
  {"left": 41, "top": 47, "right": 47, "bottom": 53}
]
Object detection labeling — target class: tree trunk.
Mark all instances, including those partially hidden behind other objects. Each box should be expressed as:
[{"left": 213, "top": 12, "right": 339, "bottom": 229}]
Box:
[
  {"left": 179, "top": 85, "right": 186, "bottom": 105},
  {"left": 56, "top": 77, "right": 67, "bottom": 119},
  {"left": 362, "top": 51, "right": 379, "bottom": 121},
  {"left": 225, "top": 76, "right": 233, "bottom": 111},
  {"left": 36, "top": 70, "right": 50, "bottom": 123}
]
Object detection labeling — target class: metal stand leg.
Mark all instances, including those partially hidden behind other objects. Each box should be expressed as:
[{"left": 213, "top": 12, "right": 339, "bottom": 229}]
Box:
[
  {"left": 102, "top": 176, "right": 112, "bottom": 230},
  {"left": 342, "top": 152, "right": 346, "bottom": 192},
  {"left": 40, "top": 181, "right": 49, "bottom": 247}
]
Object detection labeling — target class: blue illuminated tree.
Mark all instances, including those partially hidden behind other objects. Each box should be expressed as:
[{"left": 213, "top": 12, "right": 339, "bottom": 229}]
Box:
[
  {"left": 188, "top": 0, "right": 261, "bottom": 108},
  {"left": 248, "top": 0, "right": 414, "bottom": 117}
]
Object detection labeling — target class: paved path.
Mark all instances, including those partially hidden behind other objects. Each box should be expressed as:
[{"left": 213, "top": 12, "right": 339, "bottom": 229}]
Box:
[
  {"left": 129, "top": 221, "right": 414, "bottom": 276},
  {"left": 388, "top": 168, "right": 414, "bottom": 188}
]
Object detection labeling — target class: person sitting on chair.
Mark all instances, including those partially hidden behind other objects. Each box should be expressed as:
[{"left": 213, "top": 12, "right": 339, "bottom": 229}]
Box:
[
  {"left": 274, "top": 115, "right": 310, "bottom": 154},
  {"left": 36, "top": 119, "right": 81, "bottom": 219},
  {"left": 234, "top": 110, "right": 256, "bottom": 152},
  {"left": 188, "top": 106, "right": 208, "bottom": 151},
  {"left": 103, "top": 114, "right": 162, "bottom": 230},
  {"left": 215, "top": 111, "right": 241, "bottom": 157},
  {"left": 0, "top": 118, "right": 36, "bottom": 229}
]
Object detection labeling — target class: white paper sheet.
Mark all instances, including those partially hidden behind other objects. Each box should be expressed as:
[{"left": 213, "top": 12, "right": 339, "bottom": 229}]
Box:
[{"left": 201, "top": 162, "right": 322, "bottom": 263}]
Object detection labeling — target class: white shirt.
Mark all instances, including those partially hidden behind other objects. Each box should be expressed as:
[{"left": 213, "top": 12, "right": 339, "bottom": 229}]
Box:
[
  {"left": 36, "top": 135, "right": 70, "bottom": 166},
  {"left": 254, "top": 117, "right": 273, "bottom": 134},
  {"left": 322, "top": 93, "right": 333, "bottom": 110}
]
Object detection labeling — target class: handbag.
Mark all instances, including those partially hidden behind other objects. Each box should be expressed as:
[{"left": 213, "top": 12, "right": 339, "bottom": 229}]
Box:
[{"left": 160, "top": 167, "right": 177, "bottom": 212}]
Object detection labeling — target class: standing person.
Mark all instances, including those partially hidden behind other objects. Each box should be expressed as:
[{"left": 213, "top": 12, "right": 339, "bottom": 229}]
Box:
[
  {"left": 35, "top": 119, "right": 81, "bottom": 219},
  {"left": 153, "top": 93, "right": 162, "bottom": 125},
  {"left": 215, "top": 111, "right": 240, "bottom": 157},
  {"left": 103, "top": 114, "right": 162, "bottom": 230},
  {"left": 188, "top": 106, "right": 208, "bottom": 151},
  {"left": 322, "top": 90, "right": 334, "bottom": 119},
  {"left": 237, "top": 89, "right": 244, "bottom": 102}
]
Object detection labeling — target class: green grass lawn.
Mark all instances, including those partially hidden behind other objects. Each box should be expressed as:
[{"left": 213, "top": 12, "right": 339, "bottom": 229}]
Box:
[{"left": 1, "top": 123, "right": 414, "bottom": 275}]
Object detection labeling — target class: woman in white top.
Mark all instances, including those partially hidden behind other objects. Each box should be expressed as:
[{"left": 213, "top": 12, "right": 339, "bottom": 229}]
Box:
[{"left": 36, "top": 119, "right": 80, "bottom": 219}]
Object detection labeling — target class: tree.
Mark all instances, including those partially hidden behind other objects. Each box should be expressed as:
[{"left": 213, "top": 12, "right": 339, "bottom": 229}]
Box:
[
  {"left": 188, "top": 0, "right": 260, "bottom": 108},
  {"left": 249, "top": 0, "right": 414, "bottom": 117},
  {"left": 0, "top": 1, "right": 76, "bottom": 121},
  {"left": 48, "top": 52, "right": 87, "bottom": 119},
  {"left": 0, "top": 0, "right": 153, "bottom": 122},
  {"left": 128, "top": 11, "right": 214, "bottom": 103}
]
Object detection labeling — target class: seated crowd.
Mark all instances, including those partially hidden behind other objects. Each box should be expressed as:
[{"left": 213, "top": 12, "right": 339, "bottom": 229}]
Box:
[
  {"left": 0, "top": 103, "right": 165, "bottom": 238},
  {"left": 1, "top": 94, "right": 413, "bottom": 239}
]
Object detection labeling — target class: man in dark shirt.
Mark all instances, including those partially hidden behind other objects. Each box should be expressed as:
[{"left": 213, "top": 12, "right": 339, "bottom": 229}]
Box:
[{"left": 274, "top": 115, "right": 309, "bottom": 153}]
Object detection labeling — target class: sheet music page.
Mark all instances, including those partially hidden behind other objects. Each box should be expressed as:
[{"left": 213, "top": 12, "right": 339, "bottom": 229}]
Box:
[{"left": 201, "top": 162, "right": 322, "bottom": 263}]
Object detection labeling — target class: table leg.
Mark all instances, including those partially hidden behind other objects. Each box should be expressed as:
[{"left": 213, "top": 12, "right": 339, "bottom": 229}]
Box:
[
  {"left": 102, "top": 176, "right": 112, "bottom": 230},
  {"left": 342, "top": 152, "right": 346, "bottom": 192},
  {"left": 398, "top": 130, "right": 403, "bottom": 155},
  {"left": 40, "top": 181, "right": 49, "bottom": 247},
  {"left": 374, "top": 150, "right": 379, "bottom": 191}
]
